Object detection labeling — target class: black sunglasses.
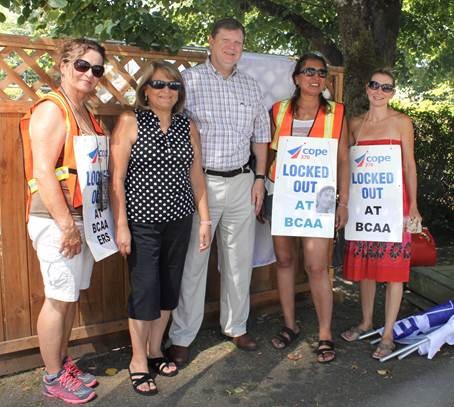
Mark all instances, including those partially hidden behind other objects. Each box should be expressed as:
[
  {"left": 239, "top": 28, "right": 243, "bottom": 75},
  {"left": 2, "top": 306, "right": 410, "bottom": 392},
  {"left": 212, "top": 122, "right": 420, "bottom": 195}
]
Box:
[
  {"left": 148, "top": 80, "right": 182, "bottom": 91},
  {"left": 368, "top": 80, "right": 394, "bottom": 93},
  {"left": 299, "top": 67, "right": 328, "bottom": 78},
  {"left": 73, "top": 59, "right": 105, "bottom": 78}
]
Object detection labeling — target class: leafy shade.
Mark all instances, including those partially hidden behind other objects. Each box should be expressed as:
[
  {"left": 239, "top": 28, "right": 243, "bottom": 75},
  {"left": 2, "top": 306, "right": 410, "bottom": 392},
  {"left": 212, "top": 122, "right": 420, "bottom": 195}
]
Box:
[
  {"left": 396, "top": 0, "right": 454, "bottom": 103},
  {"left": 3, "top": 0, "right": 452, "bottom": 109},
  {"left": 5, "top": 0, "right": 186, "bottom": 52},
  {"left": 393, "top": 101, "right": 454, "bottom": 236}
]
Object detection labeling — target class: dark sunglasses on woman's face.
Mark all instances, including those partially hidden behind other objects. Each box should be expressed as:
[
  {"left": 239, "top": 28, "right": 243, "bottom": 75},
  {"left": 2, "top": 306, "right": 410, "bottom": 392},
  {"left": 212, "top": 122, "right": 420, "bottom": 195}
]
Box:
[
  {"left": 299, "top": 67, "right": 328, "bottom": 78},
  {"left": 147, "top": 80, "right": 182, "bottom": 91},
  {"left": 368, "top": 80, "right": 394, "bottom": 93},
  {"left": 73, "top": 59, "right": 105, "bottom": 78}
]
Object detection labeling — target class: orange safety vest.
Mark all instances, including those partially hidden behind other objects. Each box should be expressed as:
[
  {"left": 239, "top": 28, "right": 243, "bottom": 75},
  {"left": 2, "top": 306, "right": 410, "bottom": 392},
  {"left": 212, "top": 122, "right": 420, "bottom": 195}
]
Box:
[
  {"left": 268, "top": 99, "right": 344, "bottom": 181},
  {"left": 20, "top": 90, "right": 104, "bottom": 215}
]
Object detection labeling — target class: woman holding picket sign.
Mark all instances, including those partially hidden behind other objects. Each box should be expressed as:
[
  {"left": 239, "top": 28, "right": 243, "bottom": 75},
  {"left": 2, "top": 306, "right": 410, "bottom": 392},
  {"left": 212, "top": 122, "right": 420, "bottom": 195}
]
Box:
[
  {"left": 266, "top": 52, "right": 349, "bottom": 363},
  {"left": 340, "top": 69, "right": 422, "bottom": 359},
  {"left": 20, "top": 39, "right": 112, "bottom": 404}
]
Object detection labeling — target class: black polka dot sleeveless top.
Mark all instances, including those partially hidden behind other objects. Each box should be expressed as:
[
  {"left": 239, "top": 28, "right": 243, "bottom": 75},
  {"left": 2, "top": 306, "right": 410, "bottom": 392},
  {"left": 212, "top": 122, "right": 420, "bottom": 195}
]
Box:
[{"left": 125, "top": 109, "right": 195, "bottom": 223}]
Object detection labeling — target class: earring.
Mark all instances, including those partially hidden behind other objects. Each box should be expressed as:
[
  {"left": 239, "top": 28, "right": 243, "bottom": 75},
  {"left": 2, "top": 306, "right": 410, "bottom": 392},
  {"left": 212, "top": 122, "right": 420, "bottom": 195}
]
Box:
[
  {"left": 322, "top": 88, "right": 331, "bottom": 100},
  {"left": 144, "top": 94, "right": 148, "bottom": 103}
]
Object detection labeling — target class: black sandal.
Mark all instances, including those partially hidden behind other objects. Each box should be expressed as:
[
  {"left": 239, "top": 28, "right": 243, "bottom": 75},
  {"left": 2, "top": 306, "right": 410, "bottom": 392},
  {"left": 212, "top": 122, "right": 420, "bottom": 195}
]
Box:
[
  {"left": 128, "top": 369, "right": 158, "bottom": 396},
  {"left": 271, "top": 327, "right": 300, "bottom": 350},
  {"left": 148, "top": 357, "right": 179, "bottom": 377},
  {"left": 316, "top": 340, "right": 336, "bottom": 364}
]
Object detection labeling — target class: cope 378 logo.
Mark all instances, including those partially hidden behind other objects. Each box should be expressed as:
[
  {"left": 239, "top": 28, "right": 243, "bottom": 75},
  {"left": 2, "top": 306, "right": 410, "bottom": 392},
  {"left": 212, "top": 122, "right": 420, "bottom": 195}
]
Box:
[
  {"left": 288, "top": 145, "right": 328, "bottom": 160},
  {"left": 354, "top": 151, "right": 391, "bottom": 168}
]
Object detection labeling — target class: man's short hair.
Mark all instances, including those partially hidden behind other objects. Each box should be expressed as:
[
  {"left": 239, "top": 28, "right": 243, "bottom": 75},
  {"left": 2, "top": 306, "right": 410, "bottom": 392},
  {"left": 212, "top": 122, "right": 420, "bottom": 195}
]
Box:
[{"left": 211, "top": 18, "right": 245, "bottom": 39}]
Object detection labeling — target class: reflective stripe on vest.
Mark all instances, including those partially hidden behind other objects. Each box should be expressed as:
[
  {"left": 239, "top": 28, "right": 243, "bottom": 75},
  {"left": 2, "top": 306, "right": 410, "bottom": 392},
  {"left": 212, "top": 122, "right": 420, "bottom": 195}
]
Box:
[
  {"left": 274, "top": 99, "right": 291, "bottom": 142},
  {"left": 20, "top": 90, "right": 104, "bottom": 215},
  {"left": 27, "top": 166, "right": 72, "bottom": 193}
]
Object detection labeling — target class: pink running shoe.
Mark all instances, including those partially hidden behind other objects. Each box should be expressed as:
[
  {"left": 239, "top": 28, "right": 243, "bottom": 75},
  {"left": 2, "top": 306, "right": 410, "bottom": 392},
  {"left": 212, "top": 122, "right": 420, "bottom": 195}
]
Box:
[
  {"left": 42, "top": 370, "right": 96, "bottom": 404},
  {"left": 63, "top": 356, "right": 98, "bottom": 387}
]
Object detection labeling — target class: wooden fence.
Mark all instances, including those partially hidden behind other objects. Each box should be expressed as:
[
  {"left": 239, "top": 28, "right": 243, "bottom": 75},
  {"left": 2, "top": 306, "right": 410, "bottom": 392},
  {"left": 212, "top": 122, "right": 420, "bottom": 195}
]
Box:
[{"left": 0, "top": 34, "right": 344, "bottom": 374}]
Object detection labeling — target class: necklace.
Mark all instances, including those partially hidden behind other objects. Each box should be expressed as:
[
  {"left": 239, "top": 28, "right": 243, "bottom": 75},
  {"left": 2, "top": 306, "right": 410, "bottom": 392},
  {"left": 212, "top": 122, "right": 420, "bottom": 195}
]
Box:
[{"left": 59, "top": 86, "right": 95, "bottom": 134}]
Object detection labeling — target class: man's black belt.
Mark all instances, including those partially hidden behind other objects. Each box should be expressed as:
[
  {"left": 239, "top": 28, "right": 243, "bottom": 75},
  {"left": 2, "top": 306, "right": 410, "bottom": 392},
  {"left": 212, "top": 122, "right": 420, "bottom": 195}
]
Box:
[{"left": 203, "top": 164, "right": 250, "bottom": 177}]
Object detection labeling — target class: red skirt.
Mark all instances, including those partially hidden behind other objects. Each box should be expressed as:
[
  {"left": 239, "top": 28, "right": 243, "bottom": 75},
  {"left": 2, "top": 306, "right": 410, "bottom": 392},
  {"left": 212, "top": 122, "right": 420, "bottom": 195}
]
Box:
[{"left": 343, "top": 139, "right": 412, "bottom": 283}]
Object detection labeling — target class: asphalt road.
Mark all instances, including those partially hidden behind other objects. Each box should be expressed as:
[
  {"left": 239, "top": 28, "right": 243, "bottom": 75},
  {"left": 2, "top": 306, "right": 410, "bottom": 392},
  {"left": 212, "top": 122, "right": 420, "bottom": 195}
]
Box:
[{"left": 1, "top": 244, "right": 454, "bottom": 406}]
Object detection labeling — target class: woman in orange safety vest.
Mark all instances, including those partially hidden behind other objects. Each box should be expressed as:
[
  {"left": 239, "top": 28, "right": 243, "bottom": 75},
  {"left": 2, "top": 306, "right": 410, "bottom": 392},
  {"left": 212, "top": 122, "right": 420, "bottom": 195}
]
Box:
[{"left": 266, "top": 52, "right": 349, "bottom": 363}]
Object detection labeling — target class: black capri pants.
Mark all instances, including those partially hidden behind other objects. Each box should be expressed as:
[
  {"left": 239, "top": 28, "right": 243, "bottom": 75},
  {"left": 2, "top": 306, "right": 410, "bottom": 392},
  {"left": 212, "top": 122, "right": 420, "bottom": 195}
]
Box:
[{"left": 127, "top": 215, "right": 192, "bottom": 321}]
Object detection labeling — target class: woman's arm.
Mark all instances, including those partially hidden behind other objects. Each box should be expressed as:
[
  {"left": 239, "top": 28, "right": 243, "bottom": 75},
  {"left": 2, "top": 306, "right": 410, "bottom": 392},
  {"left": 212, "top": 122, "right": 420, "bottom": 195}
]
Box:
[
  {"left": 30, "top": 101, "right": 81, "bottom": 258},
  {"left": 336, "top": 116, "right": 350, "bottom": 230},
  {"left": 189, "top": 121, "right": 211, "bottom": 252},
  {"left": 109, "top": 110, "right": 137, "bottom": 257},
  {"left": 400, "top": 114, "right": 422, "bottom": 222}
]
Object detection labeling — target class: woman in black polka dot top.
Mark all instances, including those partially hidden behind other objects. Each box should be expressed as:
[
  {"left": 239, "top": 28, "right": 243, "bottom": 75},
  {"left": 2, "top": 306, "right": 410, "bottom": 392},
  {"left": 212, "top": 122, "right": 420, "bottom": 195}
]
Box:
[{"left": 110, "top": 61, "right": 210, "bottom": 396}]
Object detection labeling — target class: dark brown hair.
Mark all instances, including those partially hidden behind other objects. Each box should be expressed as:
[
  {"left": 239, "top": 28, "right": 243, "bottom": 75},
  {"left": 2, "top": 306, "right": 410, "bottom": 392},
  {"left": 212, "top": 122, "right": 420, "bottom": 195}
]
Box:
[
  {"left": 291, "top": 52, "right": 330, "bottom": 114},
  {"left": 210, "top": 18, "right": 245, "bottom": 39},
  {"left": 135, "top": 60, "right": 186, "bottom": 113}
]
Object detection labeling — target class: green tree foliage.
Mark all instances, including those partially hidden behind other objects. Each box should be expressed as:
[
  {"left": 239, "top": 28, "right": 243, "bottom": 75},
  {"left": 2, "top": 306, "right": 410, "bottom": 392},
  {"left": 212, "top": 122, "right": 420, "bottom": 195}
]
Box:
[
  {"left": 393, "top": 102, "right": 454, "bottom": 236},
  {"left": 3, "top": 1, "right": 451, "bottom": 111},
  {"left": 397, "top": 0, "right": 453, "bottom": 103}
]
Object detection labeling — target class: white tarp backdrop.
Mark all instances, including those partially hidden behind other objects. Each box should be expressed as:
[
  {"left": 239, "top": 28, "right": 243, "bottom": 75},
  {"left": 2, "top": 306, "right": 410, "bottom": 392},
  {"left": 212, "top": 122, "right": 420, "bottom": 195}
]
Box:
[
  {"left": 238, "top": 52, "right": 296, "bottom": 110},
  {"left": 238, "top": 52, "right": 297, "bottom": 266}
]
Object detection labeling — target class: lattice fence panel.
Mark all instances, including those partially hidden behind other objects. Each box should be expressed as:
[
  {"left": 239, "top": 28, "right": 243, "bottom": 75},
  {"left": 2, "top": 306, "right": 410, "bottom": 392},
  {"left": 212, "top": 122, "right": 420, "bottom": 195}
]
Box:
[{"left": 0, "top": 34, "right": 207, "bottom": 114}]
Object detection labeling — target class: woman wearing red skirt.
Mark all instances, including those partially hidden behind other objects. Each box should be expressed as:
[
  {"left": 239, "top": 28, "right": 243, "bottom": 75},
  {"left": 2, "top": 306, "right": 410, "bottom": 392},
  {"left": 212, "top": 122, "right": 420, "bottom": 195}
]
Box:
[{"left": 341, "top": 68, "right": 422, "bottom": 359}]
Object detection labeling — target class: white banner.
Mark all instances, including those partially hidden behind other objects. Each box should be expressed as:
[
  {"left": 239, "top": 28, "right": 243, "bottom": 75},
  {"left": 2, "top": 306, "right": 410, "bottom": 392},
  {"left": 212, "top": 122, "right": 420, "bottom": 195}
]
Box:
[
  {"left": 345, "top": 144, "right": 403, "bottom": 242},
  {"left": 73, "top": 136, "right": 118, "bottom": 261},
  {"left": 238, "top": 52, "right": 296, "bottom": 110},
  {"left": 271, "top": 137, "right": 338, "bottom": 238}
]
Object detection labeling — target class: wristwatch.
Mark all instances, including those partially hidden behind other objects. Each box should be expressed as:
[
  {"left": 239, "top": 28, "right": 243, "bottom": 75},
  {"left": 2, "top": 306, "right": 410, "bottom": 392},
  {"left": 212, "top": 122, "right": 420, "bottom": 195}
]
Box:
[{"left": 255, "top": 174, "right": 265, "bottom": 180}]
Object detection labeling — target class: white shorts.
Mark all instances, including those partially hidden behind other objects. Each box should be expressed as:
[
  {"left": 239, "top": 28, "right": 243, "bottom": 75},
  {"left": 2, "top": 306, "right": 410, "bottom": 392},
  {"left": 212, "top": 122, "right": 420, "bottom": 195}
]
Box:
[{"left": 28, "top": 216, "right": 95, "bottom": 302}]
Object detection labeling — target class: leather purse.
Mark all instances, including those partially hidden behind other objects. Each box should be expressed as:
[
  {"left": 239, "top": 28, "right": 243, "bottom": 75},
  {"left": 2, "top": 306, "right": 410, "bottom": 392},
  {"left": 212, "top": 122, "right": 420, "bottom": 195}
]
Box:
[{"left": 410, "top": 227, "right": 437, "bottom": 267}]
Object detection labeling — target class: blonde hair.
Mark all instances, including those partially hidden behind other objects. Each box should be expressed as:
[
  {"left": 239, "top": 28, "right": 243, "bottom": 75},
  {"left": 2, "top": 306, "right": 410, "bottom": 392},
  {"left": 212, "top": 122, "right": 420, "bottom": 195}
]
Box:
[
  {"left": 370, "top": 67, "right": 396, "bottom": 87},
  {"left": 135, "top": 61, "right": 186, "bottom": 113}
]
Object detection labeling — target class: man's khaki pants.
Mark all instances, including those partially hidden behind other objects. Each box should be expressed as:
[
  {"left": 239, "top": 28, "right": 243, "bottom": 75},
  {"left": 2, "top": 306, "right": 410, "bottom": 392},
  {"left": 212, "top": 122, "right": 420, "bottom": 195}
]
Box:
[{"left": 170, "top": 172, "right": 255, "bottom": 346}]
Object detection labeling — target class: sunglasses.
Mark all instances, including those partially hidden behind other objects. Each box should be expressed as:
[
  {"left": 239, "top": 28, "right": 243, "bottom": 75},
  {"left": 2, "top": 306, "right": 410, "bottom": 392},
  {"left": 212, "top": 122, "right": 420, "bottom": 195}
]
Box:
[
  {"left": 148, "top": 80, "right": 182, "bottom": 91},
  {"left": 368, "top": 80, "right": 394, "bottom": 93},
  {"left": 73, "top": 59, "right": 105, "bottom": 78},
  {"left": 299, "top": 67, "right": 328, "bottom": 78}
]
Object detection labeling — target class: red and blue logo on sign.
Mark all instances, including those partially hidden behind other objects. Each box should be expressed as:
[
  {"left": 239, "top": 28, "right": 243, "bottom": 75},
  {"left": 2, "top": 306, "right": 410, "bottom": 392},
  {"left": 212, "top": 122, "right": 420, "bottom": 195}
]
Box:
[
  {"left": 354, "top": 151, "right": 367, "bottom": 167},
  {"left": 88, "top": 148, "right": 98, "bottom": 163},
  {"left": 288, "top": 146, "right": 302, "bottom": 159}
]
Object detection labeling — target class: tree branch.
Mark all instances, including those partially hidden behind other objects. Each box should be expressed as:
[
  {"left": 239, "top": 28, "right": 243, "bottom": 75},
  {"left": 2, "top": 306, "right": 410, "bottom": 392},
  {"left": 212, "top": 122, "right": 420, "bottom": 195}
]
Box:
[{"left": 247, "top": 0, "right": 343, "bottom": 65}]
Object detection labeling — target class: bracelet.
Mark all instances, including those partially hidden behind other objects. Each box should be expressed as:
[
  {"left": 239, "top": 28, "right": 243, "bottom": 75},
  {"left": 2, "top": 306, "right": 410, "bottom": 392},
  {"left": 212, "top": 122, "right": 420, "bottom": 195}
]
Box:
[
  {"left": 200, "top": 220, "right": 212, "bottom": 226},
  {"left": 255, "top": 174, "right": 265, "bottom": 180},
  {"left": 338, "top": 202, "right": 348, "bottom": 209}
]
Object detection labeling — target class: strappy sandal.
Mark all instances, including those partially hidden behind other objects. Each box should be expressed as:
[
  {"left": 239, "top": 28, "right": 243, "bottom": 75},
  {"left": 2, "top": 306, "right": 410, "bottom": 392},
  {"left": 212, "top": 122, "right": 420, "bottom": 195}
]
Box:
[
  {"left": 148, "top": 357, "right": 178, "bottom": 377},
  {"left": 340, "top": 326, "right": 369, "bottom": 342},
  {"left": 128, "top": 369, "right": 158, "bottom": 396},
  {"left": 316, "top": 340, "right": 336, "bottom": 364},
  {"left": 372, "top": 340, "right": 395, "bottom": 359},
  {"left": 271, "top": 327, "right": 300, "bottom": 350}
]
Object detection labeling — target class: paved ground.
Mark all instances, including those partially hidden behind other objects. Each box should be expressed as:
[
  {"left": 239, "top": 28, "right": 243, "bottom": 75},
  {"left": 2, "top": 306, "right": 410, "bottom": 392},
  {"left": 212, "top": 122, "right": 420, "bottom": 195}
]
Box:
[{"left": 1, "top": 245, "right": 453, "bottom": 407}]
